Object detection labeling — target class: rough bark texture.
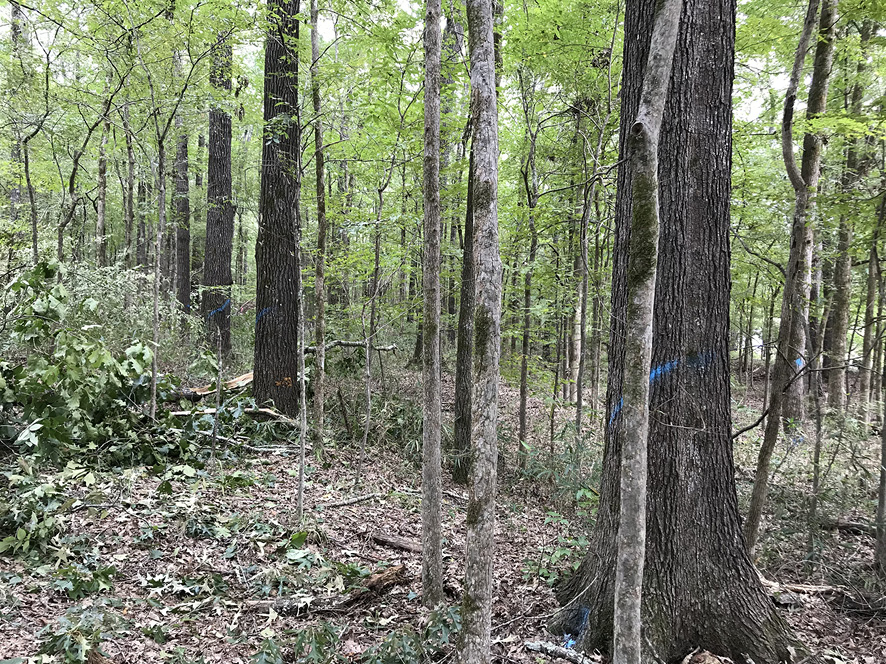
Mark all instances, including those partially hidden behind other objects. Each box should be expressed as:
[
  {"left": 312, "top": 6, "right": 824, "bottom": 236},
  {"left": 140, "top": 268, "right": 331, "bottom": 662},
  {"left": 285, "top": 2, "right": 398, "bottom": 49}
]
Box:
[
  {"left": 457, "top": 0, "right": 500, "bottom": 662},
  {"left": 611, "top": 2, "right": 681, "bottom": 662},
  {"left": 827, "top": 23, "right": 869, "bottom": 410},
  {"left": 203, "top": 36, "right": 235, "bottom": 354},
  {"left": 421, "top": 0, "right": 444, "bottom": 608},
  {"left": 9, "top": 2, "right": 23, "bottom": 234},
  {"left": 551, "top": 2, "right": 793, "bottom": 662},
  {"left": 254, "top": 0, "right": 301, "bottom": 417},
  {"left": 745, "top": 0, "right": 837, "bottom": 553},
  {"left": 174, "top": 116, "right": 191, "bottom": 318},
  {"left": 310, "top": 0, "right": 328, "bottom": 445},
  {"left": 453, "top": 151, "right": 475, "bottom": 485}
]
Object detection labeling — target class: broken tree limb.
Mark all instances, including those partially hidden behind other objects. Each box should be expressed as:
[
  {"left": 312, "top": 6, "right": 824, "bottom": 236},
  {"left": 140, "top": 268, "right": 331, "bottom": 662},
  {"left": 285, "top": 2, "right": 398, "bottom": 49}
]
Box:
[
  {"left": 524, "top": 641, "right": 602, "bottom": 664},
  {"left": 370, "top": 532, "right": 422, "bottom": 554},
  {"left": 169, "top": 406, "right": 296, "bottom": 425},
  {"left": 319, "top": 493, "right": 382, "bottom": 509},
  {"left": 305, "top": 340, "right": 397, "bottom": 354},
  {"left": 820, "top": 518, "right": 875, "bottom": 537}
]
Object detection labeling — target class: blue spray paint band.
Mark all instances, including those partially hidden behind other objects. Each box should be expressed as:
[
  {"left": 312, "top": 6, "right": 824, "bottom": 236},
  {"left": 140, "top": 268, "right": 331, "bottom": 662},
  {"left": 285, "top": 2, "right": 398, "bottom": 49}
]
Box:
[
  {"left": 255, "top": 306, "right": 274, "bottom": 323},
  {"left": 608, "top": 351, "right": 713, "bottom": 427},
  {"left": 207, "top": 298, "right": 231, "bottom": 319}
]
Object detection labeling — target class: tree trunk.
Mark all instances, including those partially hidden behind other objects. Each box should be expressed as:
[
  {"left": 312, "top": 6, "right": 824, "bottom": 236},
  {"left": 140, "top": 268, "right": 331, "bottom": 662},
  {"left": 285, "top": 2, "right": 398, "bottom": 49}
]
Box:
[
  {"left": 122, "top": 105, "right": 136, "bottom": 269},
  {"left": 254, "top": 0, "right": 302, "bottom": 417},
  {"left": 551, "top": 1, "right": 793, "bottom": 661},
  {"left": 421, "top": 0, "right": 444, "bottom": 608},
  {"left": 453, "top": 151, "right": 475, "bottom": 485},
  {"left": 611, "top": 3, "right": 681, "bottom": 662},
  {"left": 203, "top": 36, "right": 235, "bottom": 354},
  {"left": 137, "top": 178, "right": 148, "bottom": 268},
  {"left": 96, "top": 99, "right": 110, "bottom": 267},
  {"left": 150, "top": 141, "right": 167, "bottom": 419},
  {"left": 310, "top": 0, "right": 328, "bottom": 446},
  {"left": 174, "top": 116, "right": 191, "bottom": 320},
  {"left": 860, "top": 198, "right": 883, "bottom": 420},
  {"left": 745, "top": 0, "right": 837, "bottom": 553},
  {"left": 827, "top": 23, "right": 869, "bottom": 410},
  {"left": 517, "top": 95, "right": 539, "bottom": 461},
  {"left": 456, "top": 0, "right": 501, "bottom": 662}
]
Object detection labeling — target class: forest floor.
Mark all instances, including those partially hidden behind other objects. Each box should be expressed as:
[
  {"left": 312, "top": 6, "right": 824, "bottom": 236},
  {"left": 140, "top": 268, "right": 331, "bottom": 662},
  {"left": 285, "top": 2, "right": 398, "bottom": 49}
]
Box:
[{"left": 1, "top": 368, "right": 885, "bottom": 663}]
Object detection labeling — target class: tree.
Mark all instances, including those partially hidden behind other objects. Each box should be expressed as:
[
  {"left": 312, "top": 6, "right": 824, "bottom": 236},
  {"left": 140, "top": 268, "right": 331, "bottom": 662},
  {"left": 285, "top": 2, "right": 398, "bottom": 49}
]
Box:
[
  {"left": 456, "top": 0, "right": 501, "bottom": 660},
  {"left": 611, "top": 0, "right": 681, "bottom": 662},
  {"left": 310, "top": 0, "right": 327, "bottom": 445},
  {"left": 550, "top": 1, "right": 793, "bottom": 661},
  {"left": 744, "top": 0, "right": 838, "bottom": 554},
  {"left": 421, "top": 0, "right": 444, "bottom": 609},
  {"left": 203, "top": 35, "right": 235, "bottom": 354},
  {"left": 253, "top": 0, "right": 302, "bottom": 417}
]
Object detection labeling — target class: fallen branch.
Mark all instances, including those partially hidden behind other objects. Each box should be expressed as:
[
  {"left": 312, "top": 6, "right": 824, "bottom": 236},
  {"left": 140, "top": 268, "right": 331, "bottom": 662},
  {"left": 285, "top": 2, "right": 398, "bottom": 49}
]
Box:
[
  {"left": 371, "top": 532, "right": 422, "bottom": 554},
  {"left": 170, "top": 406, "right": 296, "bottom": 425},
  {"left": 524, "top": 641, "right": 602, "bottom": 664},
  {"left": 319, "top": 493, "right": 383, "bottom": 509},
  {"left": 820, "top": 518, "right": 875, "bottom": 537},
  {"left": 306, "top": 340, "right": 397, "bottom": 354}
]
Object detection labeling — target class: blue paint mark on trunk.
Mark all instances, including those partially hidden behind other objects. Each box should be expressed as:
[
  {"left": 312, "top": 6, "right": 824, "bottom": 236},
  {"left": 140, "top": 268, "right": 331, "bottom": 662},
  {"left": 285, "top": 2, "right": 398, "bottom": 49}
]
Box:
[
  {"left": 608, "top": 351, "right": 712, "bottom": 427},
  {"left": 207, "top": 298, "right": 231, "bottom": 319},
  {"left": 256, "top": 306, "right": 274, "bottom": 323}
]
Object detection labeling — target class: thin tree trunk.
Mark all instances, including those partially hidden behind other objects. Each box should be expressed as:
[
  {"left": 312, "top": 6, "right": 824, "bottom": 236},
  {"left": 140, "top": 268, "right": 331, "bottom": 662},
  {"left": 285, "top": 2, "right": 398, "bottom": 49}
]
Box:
[
  {"left": 421, "top": 0, "right": 444, "bottom": 608},
  {"left": 860, "top": 200, "right": 884, "bottom": 419},
  {"left": 612, "top": 2, "right": 681, "bottom": 662},
  {"left": 96, "top": 97, "right": 110, "bottom": 267},
  {"left": 150, "top": 142, "right": 167, "bottom": 418},
  {"left": 745, "top": 0, "right": 837, "bottom": 553},
  {"left": 310, "top": 0, "right": 328, "bottom": 446},
  {"left": 122, "top": 105, "right": 136, "bottom": 269},
  {"left": 457, "top": 0, "right": 501, "bottom": 661},
  {"left": 174, "top": 116, "right": 191, "bottom": 321},
  {"left": 453, "top": 151, "right": 475, "bottom": 485}
]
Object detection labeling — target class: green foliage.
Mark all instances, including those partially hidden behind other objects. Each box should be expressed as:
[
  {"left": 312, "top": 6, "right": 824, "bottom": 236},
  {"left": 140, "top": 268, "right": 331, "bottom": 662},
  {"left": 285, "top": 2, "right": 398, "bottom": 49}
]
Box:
[
  {"left": 0, "top": 464, "right": 64, "bottom": 555},
  {"left": 38, "top": 602, "right": 125, "bottom": 664},
  {"left": 363, "top": 606, "right": 461, "bottom": 664},
  {"left": 51, "top": 563, "right": 117, "bottom": 600},
  {"left": 1, "top": 263, "right": 160, "bottom": 461}
]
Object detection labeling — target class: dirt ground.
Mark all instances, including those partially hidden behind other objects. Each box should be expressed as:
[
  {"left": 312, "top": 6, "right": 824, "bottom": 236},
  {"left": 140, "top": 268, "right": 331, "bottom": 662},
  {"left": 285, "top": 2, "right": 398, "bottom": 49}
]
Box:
[{"left": 1, "top": 369, "right": 885, "bottom": 663}]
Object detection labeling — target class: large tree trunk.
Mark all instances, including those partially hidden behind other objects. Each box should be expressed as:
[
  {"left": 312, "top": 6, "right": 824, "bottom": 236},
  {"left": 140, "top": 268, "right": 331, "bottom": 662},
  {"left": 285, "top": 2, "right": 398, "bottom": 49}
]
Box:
[
  {"left": 551, "top": 2, "right": 793, "bottom": 662},
  {"left": 254, "top": 0, "right": 302, "bottom": 417},
  {"left": 203, "top": 36, "right": 235, "bottom": 354},
  {"left": 457, "top": 0, "right": 501, "bottom": 661},
  {"left": 745, "top": 0, "right": 837, "bottom": 553},
  {"left": 421, "top": 0, "right": 444, "bottom": 608},
  {"left": 310, "top": 0, "right": 328, "bottom": 445}
]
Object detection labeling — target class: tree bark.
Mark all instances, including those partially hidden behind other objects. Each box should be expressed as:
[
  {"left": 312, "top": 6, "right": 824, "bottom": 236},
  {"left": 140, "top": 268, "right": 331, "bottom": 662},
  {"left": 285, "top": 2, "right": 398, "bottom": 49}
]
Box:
[
  {"left": 122, "top": 105, "right": 136, "bottom": 270},
  {"left": 745, "top": 0, "right": 837, "bottom": 553},
  {"left": 611, "top": 2, "right": 681, "bottom": 662},
  {"left": 204, "top": 35, "right": 235, "bottom": 354},
  {"left": 174, "top": 116, "right": 191, "bottom": 320},
  {"left": 310, "top": 0, "right": 328, "bottom": 446},
  {"left": 254, "top": 0, "right": 302, "bottom": 417},
  {"left": 551, "top": 1, "right": 793, "bottom": 662},
  {"left": 96, "top": 93, "right": 110, "bottom": 267},
  {"left": 457, "top": 1, "right": 501, "bottom": 662},
  {"left": 453, "top": 151, "right": 475, "bottom": 485},
  {"left": 421, "top": 0, "right": 444, "bottom": 608}
]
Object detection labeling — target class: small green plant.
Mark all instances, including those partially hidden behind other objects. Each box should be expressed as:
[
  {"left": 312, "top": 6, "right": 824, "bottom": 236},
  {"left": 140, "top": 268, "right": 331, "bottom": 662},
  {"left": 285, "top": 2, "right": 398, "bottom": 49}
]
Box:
[
  {"left": 362, "top": 606, "right": 461, "bottom": 664},
  {"left": 52, "top": 563, "right": 117, "bottom": 599},
  {"left": 38, "top": 603, "right": 125, "bottom": 664},
  {"left": 0, "top": 465, "right": 64, "bottom": 556}
]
